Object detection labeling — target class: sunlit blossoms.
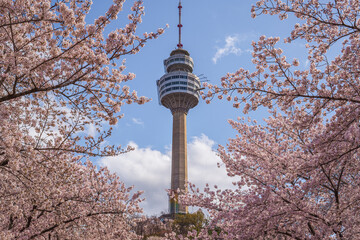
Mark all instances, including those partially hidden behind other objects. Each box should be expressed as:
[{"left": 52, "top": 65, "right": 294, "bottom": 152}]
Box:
[
  {"left": 183, "top": 0, "right": 360, "bottom": 239},
  {"left": 0, "top": 0, "right": 163, "bottom": 238}
]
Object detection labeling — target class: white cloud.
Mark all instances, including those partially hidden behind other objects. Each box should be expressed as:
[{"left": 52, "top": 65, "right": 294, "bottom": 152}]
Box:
[
  {"left": 132, "top": 117, "right": 144, "bottom": 126},
  {"left": 188, "top": 135, "right": 235, "bottom": 191},
  {"left": 86, "top": 124, "right": 97, "bottom": 137},
  {"left": 100, "top": 134, "right": 236, "bottom": 216},
  {"left": 212, "top": 35, "right": 246, "bottom": 64},
  {"left": 100, "top": 142, "right": 171, "bottom": 216}
]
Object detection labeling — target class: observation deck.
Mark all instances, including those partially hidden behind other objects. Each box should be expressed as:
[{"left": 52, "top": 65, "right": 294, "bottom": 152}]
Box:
[{"left": 156, "top": 48, "right": 200, "bottom": 114}]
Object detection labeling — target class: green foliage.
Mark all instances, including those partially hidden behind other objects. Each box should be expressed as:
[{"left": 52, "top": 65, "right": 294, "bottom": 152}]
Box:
[{"left": 172, "top": 211, "right": 207, "bottom": 236}]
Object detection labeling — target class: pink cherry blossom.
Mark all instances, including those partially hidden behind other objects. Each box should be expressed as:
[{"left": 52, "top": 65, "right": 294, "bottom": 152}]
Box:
[
  {"left": 0, "top": 0, "right": 165, "bottom": 238},
  {"left": 181, "top": 0, "right": 360, "bottom": 239}
]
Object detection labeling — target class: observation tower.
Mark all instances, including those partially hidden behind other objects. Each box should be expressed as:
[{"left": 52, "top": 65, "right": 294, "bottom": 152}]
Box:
[{"left": 156, "top": 0, "right": 200, "bottom": 215}]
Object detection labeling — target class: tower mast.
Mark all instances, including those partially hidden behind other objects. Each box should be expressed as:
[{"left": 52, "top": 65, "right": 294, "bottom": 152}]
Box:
[
  {"left": 156, "top": 0, "right": 200, "bottom": 216},
  {"left": 177, "top": 0, "right": 183, "bottom": 49}
]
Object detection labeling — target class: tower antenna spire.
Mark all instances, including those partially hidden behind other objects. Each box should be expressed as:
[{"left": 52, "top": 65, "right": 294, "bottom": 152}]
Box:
[{"left": 177, "top": 0, "right": 183, "bottom": 48}]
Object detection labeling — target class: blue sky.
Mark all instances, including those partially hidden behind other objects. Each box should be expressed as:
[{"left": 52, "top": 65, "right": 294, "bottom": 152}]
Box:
[{"left": 85, "top": 0, "right": 308, "bottom": 215}]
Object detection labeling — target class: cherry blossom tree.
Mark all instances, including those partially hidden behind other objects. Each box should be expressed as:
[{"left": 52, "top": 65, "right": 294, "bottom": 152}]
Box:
[
  {"left": 0, "top": 147, "right": 144, "bottom": 239},
  {"left": 0, "top": 0, "right": 164, "bottom": 238},
  {"left": 182, "top": 0, "right": 360, "bottom": 239}
]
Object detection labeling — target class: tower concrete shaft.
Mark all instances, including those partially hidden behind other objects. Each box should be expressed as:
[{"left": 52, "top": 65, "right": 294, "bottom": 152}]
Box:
[{"left": 170, "top": 110, "right": 188, "bottom": 214}]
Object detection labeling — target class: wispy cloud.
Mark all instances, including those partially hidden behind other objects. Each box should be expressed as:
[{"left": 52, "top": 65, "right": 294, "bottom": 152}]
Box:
[
  {"left": 132, "top": 117, "right": 144, "bottom": 126},
  {"left": 212, "top": 34, "right": 252, "bottom": 64},
  {"left": 100, "top": 134, "right": 236, "bottom": 216}
]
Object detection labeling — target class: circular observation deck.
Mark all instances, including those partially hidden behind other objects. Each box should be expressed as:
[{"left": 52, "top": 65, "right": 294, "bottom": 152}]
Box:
[
  {"left": 157, "top": 49, "right": 200, "bottom": 113},
  {"left": 157, "top": 72, "right": 200, "bottom": 112}
]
